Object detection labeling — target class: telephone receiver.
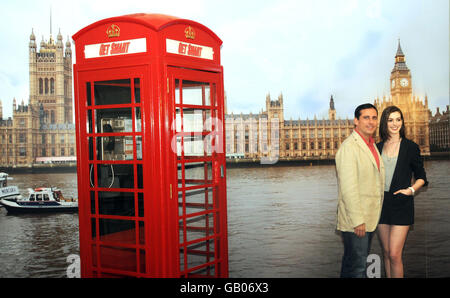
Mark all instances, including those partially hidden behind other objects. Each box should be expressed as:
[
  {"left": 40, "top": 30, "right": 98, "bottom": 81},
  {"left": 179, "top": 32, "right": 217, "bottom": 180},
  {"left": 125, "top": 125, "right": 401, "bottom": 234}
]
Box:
[
  {"left": 89, "top": 164, "right": 115, "bottom": 188},
  {"left": 102, "top": 123, "right": 115, "bottom": 151}
]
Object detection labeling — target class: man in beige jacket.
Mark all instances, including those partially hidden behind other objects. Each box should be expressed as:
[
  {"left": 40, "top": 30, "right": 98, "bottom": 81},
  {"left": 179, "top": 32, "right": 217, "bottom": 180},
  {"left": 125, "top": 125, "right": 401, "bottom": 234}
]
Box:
[{"left": 335, "top": 103, "right": 385, "bottom": 278}]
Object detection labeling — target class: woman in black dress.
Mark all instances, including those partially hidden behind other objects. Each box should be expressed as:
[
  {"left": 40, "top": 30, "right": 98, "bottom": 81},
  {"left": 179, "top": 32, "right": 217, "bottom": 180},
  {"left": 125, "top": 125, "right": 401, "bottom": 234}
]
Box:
[{"left": 376, "top": 106, "right": 428, "bottom": 278}]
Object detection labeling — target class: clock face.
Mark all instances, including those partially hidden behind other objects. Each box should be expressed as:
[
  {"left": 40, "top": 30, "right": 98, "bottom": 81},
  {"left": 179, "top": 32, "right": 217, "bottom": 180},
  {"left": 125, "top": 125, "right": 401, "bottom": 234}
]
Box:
[
  {"left": 391, "top": 80, "right": 395, "bottom": 88},
  {"left": 400, "top": 78, "right": 409, "bottom": 87}
]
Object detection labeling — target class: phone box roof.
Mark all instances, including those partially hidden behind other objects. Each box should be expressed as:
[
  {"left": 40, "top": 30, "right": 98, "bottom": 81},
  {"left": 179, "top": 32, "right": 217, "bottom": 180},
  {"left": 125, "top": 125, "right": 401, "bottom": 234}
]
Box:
[{"left": 72, "top": 13, "right": 222, "bottom": 45}]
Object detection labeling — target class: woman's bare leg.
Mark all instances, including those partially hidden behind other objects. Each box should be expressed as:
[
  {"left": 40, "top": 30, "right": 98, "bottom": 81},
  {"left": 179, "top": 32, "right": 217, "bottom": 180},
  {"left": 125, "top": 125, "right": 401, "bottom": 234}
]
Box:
[
  {"left": 388, "top": 225, "right": 410, "bottom": 278},
  {"left": 377, "top": 224, "right": 392, "bottom": 277}
]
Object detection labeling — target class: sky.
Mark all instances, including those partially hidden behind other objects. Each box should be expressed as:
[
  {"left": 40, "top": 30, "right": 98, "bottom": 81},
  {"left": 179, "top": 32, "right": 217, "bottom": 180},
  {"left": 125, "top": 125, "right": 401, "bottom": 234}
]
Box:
[{"left": 0, "top": 0, "right": 448, "bottom": 120}]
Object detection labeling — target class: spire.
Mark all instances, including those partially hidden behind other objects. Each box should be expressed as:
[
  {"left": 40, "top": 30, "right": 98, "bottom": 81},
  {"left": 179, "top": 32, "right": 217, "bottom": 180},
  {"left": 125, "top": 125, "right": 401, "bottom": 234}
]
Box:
[
  {"left": 329, "top": 95, "right": 335, "bottom": 110},
  {"left": 50, "top": 6, "right": 52, "bottom": 36},
  {"left": 392, "top": 39, "right": 409, "bottom": 72},
  {"left": 30, "top": 28, "right": 36, "bottom": 41},
  {"left": 29, "top": 28, "right": 37, "bottom": 51},
  {"left": 329, "top": 95, "right": 336, "bottom": 121},
  {"left": 396, "top": 38, "right": 404, "bottom": 57}
]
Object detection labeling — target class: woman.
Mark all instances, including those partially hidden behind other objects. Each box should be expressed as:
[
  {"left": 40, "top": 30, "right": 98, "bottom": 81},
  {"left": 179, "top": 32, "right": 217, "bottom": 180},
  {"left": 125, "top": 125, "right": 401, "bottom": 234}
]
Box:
[{"left": 376, "top": 105, "right": 428, "bottom": 278}]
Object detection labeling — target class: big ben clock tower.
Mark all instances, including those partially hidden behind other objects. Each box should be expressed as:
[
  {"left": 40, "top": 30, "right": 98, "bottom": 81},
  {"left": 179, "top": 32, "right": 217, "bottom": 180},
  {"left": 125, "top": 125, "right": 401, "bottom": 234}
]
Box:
[
  {"left": 375, "top": 40, "right": 430, "bottom": 156},
  {"left": 390, "top": 40, "right": 412, "bottom": 103}
]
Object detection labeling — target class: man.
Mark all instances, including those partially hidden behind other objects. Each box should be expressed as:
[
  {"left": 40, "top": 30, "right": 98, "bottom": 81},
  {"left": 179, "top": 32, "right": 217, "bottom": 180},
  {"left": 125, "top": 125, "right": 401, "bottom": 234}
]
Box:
[{"left": 335, "top": 103, "right": 385, "bottom": 278}]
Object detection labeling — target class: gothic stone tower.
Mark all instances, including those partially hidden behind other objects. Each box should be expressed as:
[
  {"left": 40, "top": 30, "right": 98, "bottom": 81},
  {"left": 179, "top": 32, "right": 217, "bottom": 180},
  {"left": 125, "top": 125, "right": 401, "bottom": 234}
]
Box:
[
  {"left": 29, "top": 29, "right": 73, "bottom": 124},
  {"left": 375, "top": 40, "right": 430, "bottom": 155},
  {"left": 328, "top": 95, "right": 336, "bottom": 121},
  {"left": 265, "top": 93, "right": 284, "bottom": 122}
]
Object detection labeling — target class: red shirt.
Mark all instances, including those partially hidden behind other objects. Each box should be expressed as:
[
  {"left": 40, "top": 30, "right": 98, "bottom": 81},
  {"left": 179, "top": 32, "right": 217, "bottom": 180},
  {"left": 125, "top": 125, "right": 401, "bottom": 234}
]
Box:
[{"left": 355, "top": 129, "right": 380, "bottom": 171}]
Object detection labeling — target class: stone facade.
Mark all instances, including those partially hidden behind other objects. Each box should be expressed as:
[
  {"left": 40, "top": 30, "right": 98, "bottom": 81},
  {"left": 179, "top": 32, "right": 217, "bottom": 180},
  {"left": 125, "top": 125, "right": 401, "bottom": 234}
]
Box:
[
  {"left": 429, "top": 106, "right": 450, "bottom": 151},
  {"left": 0, "top": 29, "right": 75, "bottom": 167},
  {"left": 226, "top": 93, "right": 354, "bottom": 160}
]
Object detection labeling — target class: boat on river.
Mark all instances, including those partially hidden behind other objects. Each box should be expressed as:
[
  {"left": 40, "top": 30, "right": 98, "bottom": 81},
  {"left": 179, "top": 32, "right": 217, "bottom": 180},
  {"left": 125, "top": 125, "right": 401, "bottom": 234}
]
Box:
[
  {"left": 0, "top": 187, "right": 78, "bottom": 214},
  {"left": 0, "top": 173, "right": 22, "bottom": 205}
]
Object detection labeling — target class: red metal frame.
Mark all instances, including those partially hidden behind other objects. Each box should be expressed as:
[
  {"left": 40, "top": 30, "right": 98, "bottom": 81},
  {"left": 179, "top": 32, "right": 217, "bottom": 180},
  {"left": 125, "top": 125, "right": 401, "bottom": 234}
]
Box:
[{"left": 73, "top": 13, "right": 228, "bottom": 278}]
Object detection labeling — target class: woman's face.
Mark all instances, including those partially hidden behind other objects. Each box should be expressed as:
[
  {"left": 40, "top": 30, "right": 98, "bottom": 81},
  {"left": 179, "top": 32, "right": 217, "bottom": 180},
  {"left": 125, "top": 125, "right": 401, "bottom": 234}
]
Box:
[{"left": 387, "top": 111, "right": 402, "bottom": 137}]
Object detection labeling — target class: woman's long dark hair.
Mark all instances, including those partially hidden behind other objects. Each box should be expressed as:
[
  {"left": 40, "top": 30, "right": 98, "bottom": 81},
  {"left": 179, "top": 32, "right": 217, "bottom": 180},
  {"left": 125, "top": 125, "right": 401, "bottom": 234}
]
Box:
[{"left": 379, "top": 105, "right": 406, "bottom": 142}]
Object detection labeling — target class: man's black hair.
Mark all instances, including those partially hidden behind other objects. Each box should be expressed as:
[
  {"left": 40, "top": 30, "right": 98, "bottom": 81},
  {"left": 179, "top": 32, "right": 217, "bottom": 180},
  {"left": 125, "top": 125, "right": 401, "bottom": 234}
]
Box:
[{"left": 354, "top": 103, "right": 378, "bottom": 119}]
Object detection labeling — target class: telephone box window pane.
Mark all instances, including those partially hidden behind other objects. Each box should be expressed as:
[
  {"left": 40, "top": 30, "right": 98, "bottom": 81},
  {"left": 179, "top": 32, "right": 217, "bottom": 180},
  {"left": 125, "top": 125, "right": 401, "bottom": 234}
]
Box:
[
  {"left": 92, "top": 245, "right": 97, "bottom": 267},
  {"left": 183, "top": 187, "right": 214, "bottom": 216},
  {"left": 182, "top": 109, "right": 212, "bottom": 132},
  {"left": 98, "top": 219, "right": 136, "bottom": 244},
  {"left": 176, "top": 136, "right": 182, "bottom": 158},
  {"left": 183, "top": 135, "right": 204, "bottom": 157},
  {"left": 176, "top": 108, "right": 181, "bottom": 132},
  {"left": 179, "top": 218, "right": 185, "bottom": 245},
  {"left": 136, "top": 136, "right": 142, "bottom": 160},
  {"left": 181, "top": 238, "right": 215, "bottom": 271},
  {"left": 88, "top": 137, "right": 94, "bottom": 160},
  {"left": 182, "top": 81, "right": 210, "bottom": 106},
  {"left": 184, "top": 162, "right": 212, "bottom": 187},
  {"left": 91, "top": 218, "right": 97, "bottom": 240},
  {"left": 175, "top": 79, "right": 180, "bottom": 104},
  {"left": 189, "top": 264, "right": 216, "bottom": 277},
  {"left": 87, "top": 110, "right": 93, "bottom": 134},
  {"left": 97, "top": 164, "right": 134, "bottom": 189},
  {"left": 137, "top": 164, "right": 143, "bottom": 189},
  {"left": 134, "top": 78, "right": 140, "bottom": 103},
  {"left": 94, "top": 79, "right": 131, "bottom": 105},
  {"left": 98, "top": 191, "right": 135, "bottom": 216},
  {"left": 86, "top": 82, "right": 92, "bottom": 106},
  {"left": 182, "top": 135, "right": 213, "bottom": 157},
  {"left": 135, "top": 107, "right": 141, "bottom": 132},
  {"left": 95, "top": 108, "right": 133, "bottom": 133},
  {"left": 139, "top": 249, "right": 146, "bottom": 273},
  {"left": 184, "top": 214, "right": 214, "bottom": 243},
  {"left": 96, "top": 136, "right": 134, "bottom": 161},
  {"left": 178, "top": 164, "right": 183, "bottom": 187},
  {"left": 138, "top": 193, "right": 144, "bottom": 217},
  {"left": 139, "top": 221, "right": 145, "bottom": 245},
  {"left": 90, "top": 191, "right": 96, "bottom": 214},
  {"left": 99, "top": 245, "right": 137, "bottom": 272},
  {"left": 89, "top": 164, "right": 95, "bottom": 188},
  {"left": 211, "top": 83, "right": 217, "bottom": 106}
]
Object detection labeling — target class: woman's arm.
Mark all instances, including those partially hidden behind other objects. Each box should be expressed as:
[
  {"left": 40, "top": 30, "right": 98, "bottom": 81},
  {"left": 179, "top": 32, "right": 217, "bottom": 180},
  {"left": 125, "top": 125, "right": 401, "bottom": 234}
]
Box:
[{"left": 393, "top": 178, "right": 425, "bottom": 196}]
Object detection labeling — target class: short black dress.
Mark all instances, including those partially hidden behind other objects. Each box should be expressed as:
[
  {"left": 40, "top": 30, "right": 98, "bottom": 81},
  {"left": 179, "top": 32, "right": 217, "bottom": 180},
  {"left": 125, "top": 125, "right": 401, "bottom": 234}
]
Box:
[{"left": 377, "top": 139, "right": 428, "bottom": 226}]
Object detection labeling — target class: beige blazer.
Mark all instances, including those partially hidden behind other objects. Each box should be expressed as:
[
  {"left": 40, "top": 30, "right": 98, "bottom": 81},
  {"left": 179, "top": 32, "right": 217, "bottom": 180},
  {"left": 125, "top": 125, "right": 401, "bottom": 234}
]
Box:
[{"left": 335, "top": 130, "right": 385, "bottom": 232}]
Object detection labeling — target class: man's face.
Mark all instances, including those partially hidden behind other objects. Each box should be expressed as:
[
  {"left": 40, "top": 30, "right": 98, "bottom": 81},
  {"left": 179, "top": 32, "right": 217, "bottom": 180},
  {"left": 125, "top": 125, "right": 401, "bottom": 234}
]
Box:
[{"left": 354, "top": 108, "right": 378, "bottom": 139}]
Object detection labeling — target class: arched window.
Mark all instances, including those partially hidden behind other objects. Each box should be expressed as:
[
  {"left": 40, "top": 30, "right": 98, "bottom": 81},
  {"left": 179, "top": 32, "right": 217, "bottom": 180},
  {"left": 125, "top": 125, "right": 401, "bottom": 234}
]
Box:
[
  {"left": 39, "top": 78, "right": 43, "bottom": 94},
  {"left": 45, "top": 78, "right": 49, "bottom": 94},
  {"left": 50, "top": 78, "right": 55, "bottom": 94}
]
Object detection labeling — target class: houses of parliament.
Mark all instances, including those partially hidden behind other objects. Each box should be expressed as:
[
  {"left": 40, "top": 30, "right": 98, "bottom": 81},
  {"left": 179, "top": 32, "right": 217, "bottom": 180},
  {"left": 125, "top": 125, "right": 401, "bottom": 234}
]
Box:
[
  {"left": 0, "top": 29, "right": 445, "bottom": 167},
  {"left": 226, "top": 41, "right": 433, "bottom": 160}
]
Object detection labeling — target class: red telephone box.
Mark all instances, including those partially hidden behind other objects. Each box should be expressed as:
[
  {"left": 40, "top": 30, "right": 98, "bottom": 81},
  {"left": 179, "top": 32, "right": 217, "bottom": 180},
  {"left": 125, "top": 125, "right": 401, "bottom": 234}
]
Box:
[{"left": 72, "top": 13, "right": 228, "bottom": 278}]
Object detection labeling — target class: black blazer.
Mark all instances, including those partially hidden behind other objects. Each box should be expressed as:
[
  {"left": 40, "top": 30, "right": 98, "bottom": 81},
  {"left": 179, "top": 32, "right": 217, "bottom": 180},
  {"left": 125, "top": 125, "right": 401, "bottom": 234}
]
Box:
[{"left": 377, "top": 138, "right": 428, "bottom": 193}]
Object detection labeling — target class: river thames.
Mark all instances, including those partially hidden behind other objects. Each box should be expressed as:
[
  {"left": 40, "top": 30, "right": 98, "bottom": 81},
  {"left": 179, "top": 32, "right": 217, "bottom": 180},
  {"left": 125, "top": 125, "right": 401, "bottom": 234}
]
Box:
[{"left": 0, "top": 160, "right": 449, "bottom": 278}]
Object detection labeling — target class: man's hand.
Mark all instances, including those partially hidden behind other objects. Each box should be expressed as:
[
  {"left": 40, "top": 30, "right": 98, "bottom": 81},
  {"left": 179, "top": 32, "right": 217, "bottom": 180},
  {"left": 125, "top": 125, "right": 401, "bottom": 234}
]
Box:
[{"left": 354, "top": 223, "right": 366, "bottom": 238}]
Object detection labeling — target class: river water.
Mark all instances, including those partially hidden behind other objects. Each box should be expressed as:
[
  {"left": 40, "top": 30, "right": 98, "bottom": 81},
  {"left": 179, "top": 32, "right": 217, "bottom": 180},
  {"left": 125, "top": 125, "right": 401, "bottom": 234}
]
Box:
[{"left": 0, "top": 160, "right": 449, "bottom": 278}]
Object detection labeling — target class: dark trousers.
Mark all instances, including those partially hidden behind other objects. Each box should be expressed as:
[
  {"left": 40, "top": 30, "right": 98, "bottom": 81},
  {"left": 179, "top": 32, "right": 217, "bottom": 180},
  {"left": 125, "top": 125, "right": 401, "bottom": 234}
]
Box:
[{"left": 340, "top": 231, "right": 373, "bottom": 278}]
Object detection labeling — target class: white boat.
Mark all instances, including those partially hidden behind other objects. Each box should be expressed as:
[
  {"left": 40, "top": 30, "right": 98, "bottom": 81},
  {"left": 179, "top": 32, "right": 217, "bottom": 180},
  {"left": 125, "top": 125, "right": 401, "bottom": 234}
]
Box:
[
  {"left": 0, "top": 187, "right": 78, "bottom": 214},
  {"left": 0, "top": 173, "right": 22, "bottom": 205}
]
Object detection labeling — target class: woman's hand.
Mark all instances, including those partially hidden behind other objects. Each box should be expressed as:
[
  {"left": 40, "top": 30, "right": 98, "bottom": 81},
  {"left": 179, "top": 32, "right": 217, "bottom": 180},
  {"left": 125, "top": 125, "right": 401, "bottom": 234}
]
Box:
[{"left": 393, "top": 188, "right": 413, "bottom": 196}]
